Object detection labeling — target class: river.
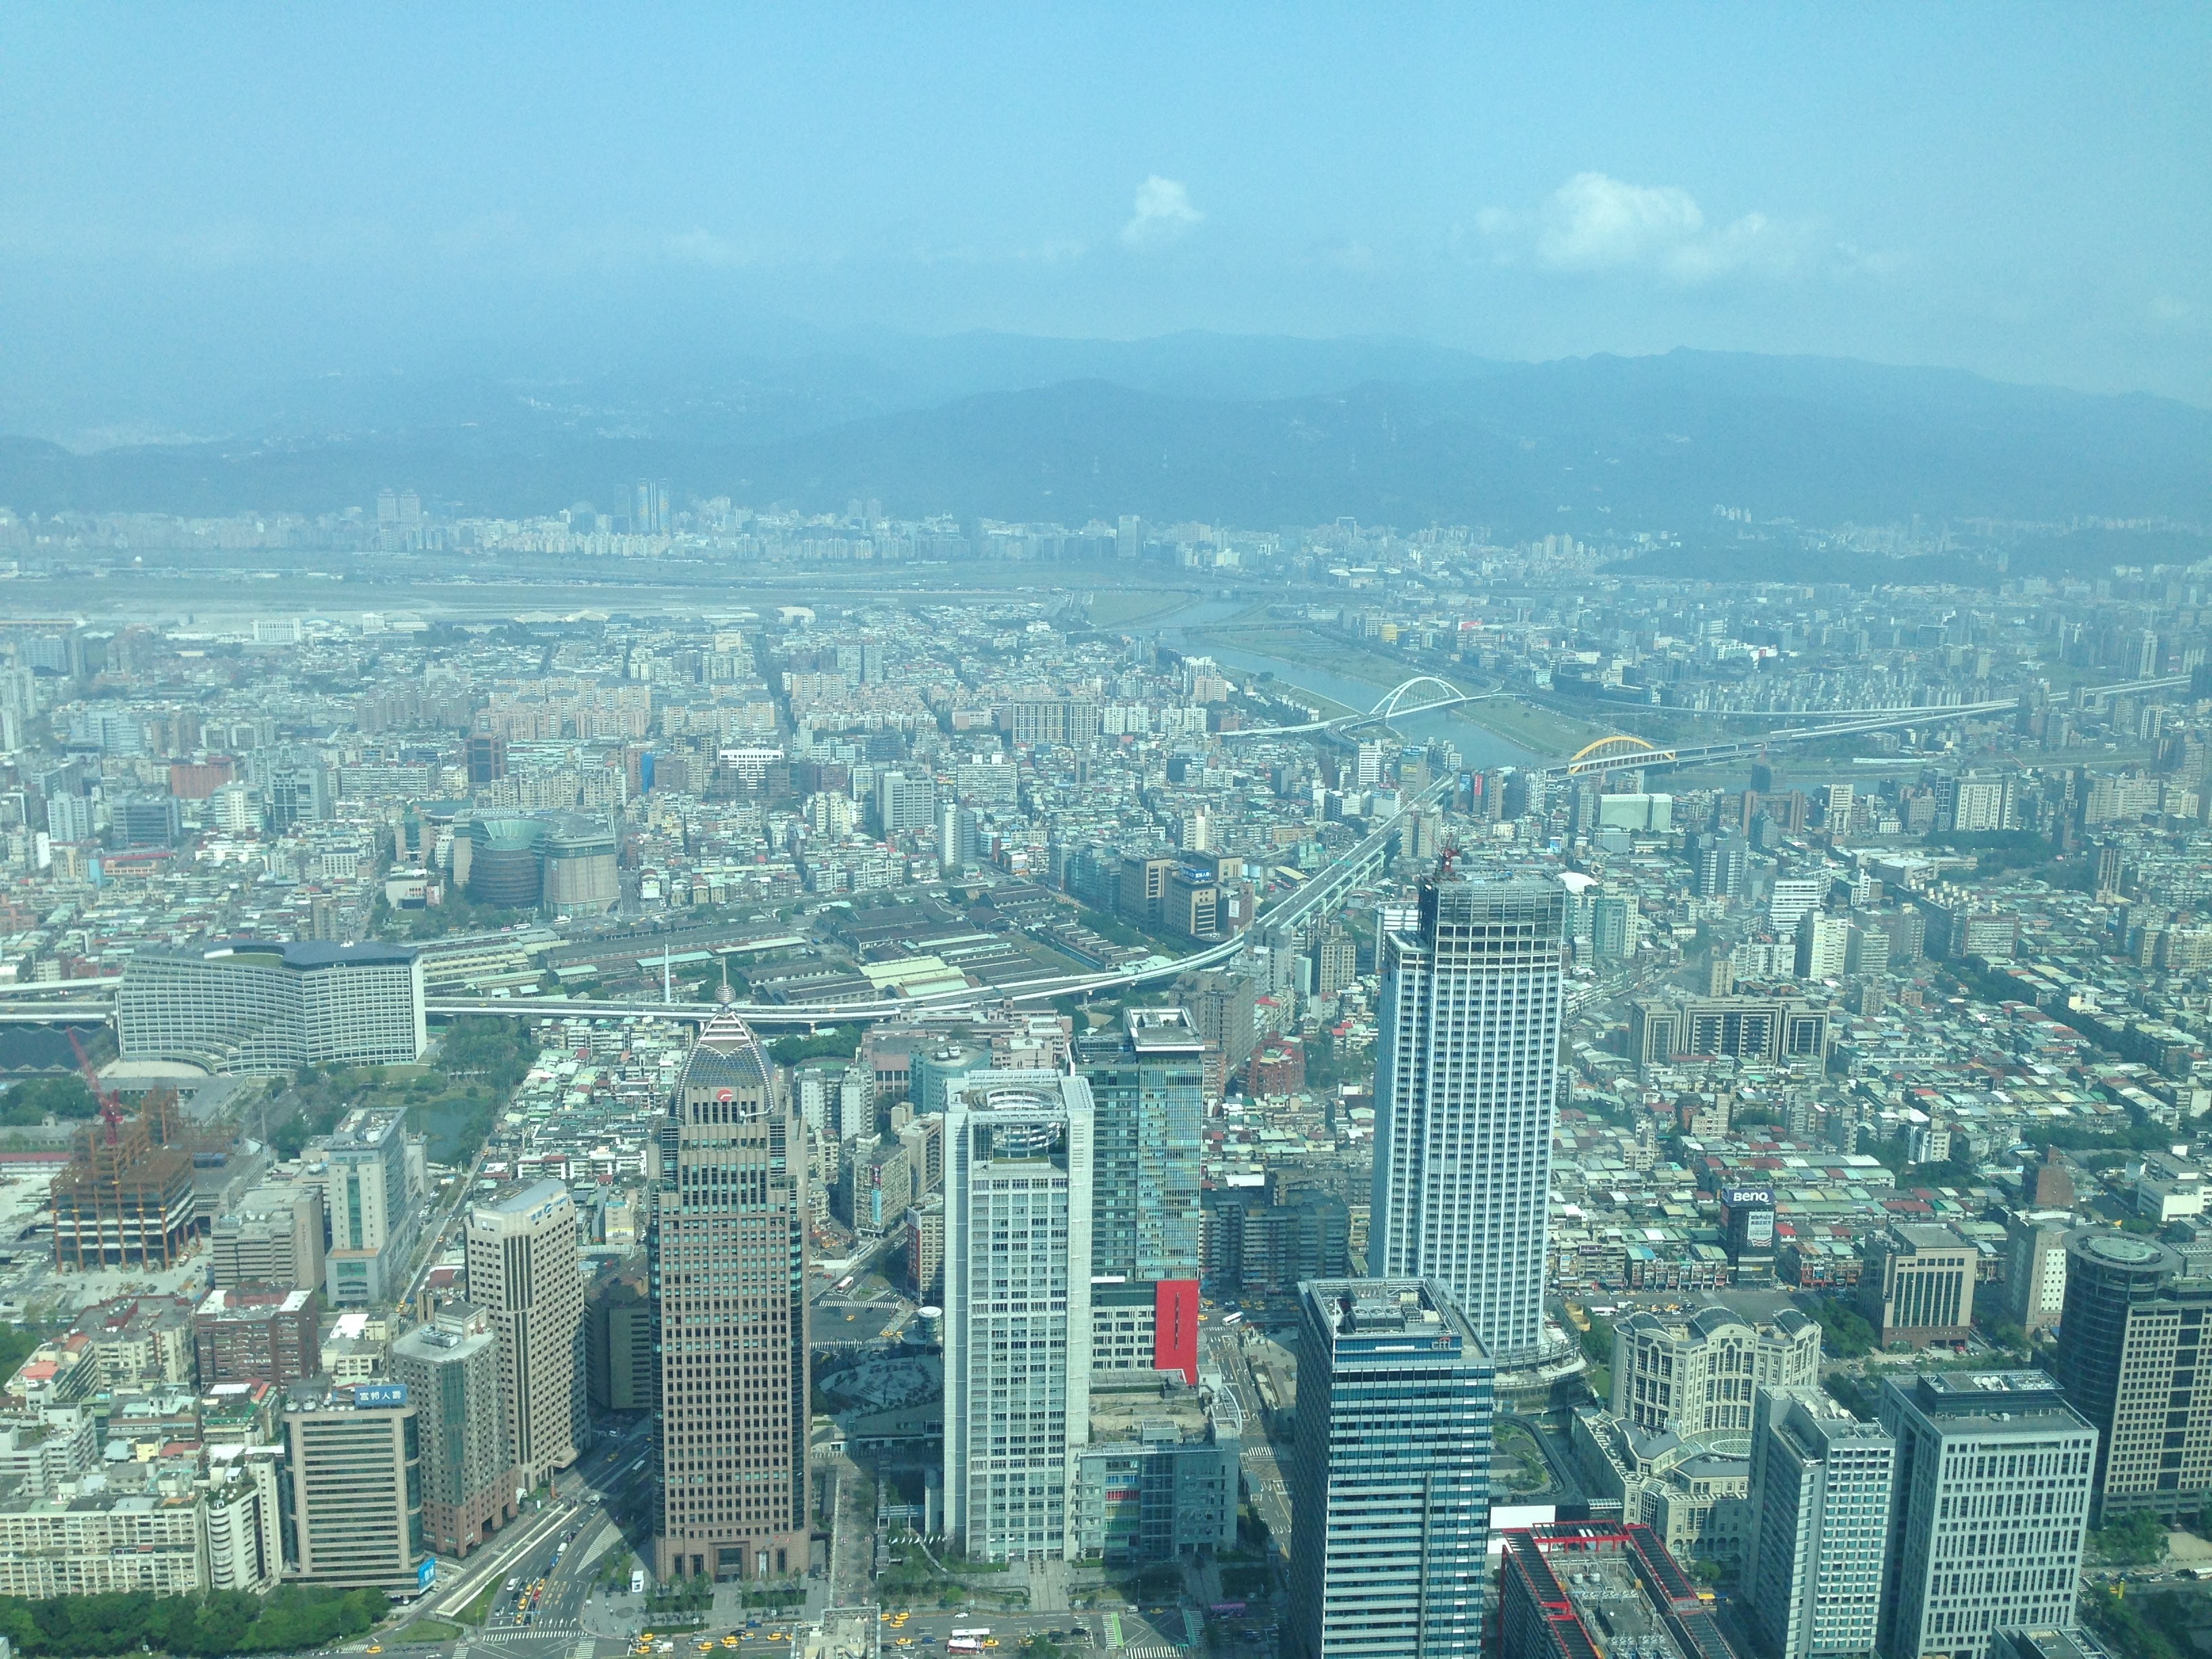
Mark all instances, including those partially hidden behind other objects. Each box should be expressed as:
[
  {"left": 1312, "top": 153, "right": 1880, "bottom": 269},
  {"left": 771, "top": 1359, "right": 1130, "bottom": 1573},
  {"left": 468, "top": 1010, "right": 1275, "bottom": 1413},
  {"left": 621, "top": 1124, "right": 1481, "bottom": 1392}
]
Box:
[{"left": 1149, "top": 596, "right": 1538, "bottom": 770}]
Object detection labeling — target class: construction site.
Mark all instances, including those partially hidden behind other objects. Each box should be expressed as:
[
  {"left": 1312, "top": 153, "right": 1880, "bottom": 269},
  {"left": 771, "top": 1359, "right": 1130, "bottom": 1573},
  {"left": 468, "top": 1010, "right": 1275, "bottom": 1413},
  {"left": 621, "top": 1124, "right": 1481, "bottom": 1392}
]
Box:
[{"left": 47, "top": 1038, "right": 220, "bottom": 1271}]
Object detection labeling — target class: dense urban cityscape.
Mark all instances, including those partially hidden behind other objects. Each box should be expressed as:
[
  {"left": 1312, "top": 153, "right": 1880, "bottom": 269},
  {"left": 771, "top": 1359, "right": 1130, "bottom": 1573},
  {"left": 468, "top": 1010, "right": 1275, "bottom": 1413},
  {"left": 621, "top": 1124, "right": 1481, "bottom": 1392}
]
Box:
[
  {"left": 0, "top": 491, "right": 2198, "bottom": 1659},
  {"left": 3, "top": 9, "right": 2205, "bottom": 1659}
]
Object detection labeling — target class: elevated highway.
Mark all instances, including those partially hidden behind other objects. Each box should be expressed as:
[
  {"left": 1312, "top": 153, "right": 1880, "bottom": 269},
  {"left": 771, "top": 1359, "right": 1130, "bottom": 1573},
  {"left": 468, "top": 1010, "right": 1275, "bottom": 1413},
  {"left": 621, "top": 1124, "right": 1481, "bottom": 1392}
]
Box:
[{"left": 0, "top": 689, "right": 2053, "bottom": 1041}]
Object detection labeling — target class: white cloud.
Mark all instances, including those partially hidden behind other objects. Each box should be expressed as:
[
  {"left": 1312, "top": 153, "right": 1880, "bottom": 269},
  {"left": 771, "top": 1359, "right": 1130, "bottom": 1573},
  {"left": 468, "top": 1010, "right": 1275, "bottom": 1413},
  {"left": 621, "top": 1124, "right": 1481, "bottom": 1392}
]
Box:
[
  {"left": 1536, "top": 172, "right": 1706, "bottom": 272},
  {"left": 1120, "top": 176, "right": 1203, "bottom": 249},
  {"left": 1476, "top": 171, "right": 1847, "bottom": 285},
  {"left": 664, "top": 228, "right": 763, "bottom": 268}
]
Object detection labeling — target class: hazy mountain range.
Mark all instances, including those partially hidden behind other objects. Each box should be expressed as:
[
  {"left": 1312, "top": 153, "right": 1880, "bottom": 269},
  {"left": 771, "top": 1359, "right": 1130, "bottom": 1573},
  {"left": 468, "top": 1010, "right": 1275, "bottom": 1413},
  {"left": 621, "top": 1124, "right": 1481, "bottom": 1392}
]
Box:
[{"left": 1, "top": 334, "right": 2207, "bottom": 542}]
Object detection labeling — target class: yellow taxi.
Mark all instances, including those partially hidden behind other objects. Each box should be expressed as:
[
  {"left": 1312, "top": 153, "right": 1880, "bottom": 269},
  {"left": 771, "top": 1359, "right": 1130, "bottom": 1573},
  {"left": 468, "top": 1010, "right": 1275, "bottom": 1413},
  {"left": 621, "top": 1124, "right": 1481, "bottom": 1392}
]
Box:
[
  {"left": 897, "top": 1640, "right": 916, "bottom": 1648},
  {"left": 983, "top": 1641, "right": 1000, "bottom": 1649},
  {"left": 725, "top": 1639, "right": 743, "bottom": 1649}
]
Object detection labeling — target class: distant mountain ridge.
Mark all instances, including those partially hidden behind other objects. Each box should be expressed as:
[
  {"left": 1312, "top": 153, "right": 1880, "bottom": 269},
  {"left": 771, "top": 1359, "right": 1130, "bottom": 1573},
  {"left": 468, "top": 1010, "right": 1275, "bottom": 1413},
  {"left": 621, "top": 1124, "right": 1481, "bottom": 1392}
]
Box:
[{"left": 1, "top": 344, "right": 2206, "bottom": 535}]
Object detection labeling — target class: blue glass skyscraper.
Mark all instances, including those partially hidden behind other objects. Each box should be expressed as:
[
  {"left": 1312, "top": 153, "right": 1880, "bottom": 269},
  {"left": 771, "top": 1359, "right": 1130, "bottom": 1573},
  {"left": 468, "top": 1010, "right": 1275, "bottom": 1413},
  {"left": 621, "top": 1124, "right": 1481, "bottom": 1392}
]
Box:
[
  {"left": 1076, "top": 1006, "right": 1204, "bottom": 1281},
  {"left": 1288, "top": 1278, "right": 1492, "bottom": 1659}
]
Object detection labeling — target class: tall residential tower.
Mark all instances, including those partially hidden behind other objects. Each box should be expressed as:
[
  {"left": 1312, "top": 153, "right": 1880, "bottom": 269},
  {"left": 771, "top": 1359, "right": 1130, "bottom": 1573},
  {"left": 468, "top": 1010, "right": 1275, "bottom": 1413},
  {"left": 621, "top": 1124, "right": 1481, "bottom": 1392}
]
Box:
[
  {"left": 942, "top": 1069, "right": 1094, "bottom": 1561},
  {"left": 1370, "top": 878, "right": 1565, "bottom": 1364}
]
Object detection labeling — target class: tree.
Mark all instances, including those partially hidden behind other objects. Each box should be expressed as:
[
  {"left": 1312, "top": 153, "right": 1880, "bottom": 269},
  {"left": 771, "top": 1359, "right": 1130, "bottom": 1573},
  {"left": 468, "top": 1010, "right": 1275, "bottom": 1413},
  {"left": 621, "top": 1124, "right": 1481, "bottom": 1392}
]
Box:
[
  {"left": 2090, "top": 1509, "right": 2167, "bottom": 1568},
  {"left": 0, "top": 1076, "right": 98, "bottom": 1125},
  {"left": 1805, "top": 1296, "right": 1876, "bottom": 1359}
]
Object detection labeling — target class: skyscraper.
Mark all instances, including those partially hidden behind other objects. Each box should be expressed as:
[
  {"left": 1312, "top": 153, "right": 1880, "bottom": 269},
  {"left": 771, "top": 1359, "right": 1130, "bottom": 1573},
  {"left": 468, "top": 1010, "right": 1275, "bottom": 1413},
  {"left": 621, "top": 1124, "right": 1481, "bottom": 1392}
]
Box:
[
  {"left": 1877, "top": 1371, "right": 2095, "bottom": 1659},
  {"left": 1076, "top": 1006, "right": 1204, "bottom": 1282},
  {"left": 2053, "top": 1231, "right": 2212, "bottom": 1522},
  {"left": 654, "top": 1012, "right": 810, "bottom": 1582},
  {"left": 321, "top": 1105, "right": 422, "bottom": 1306},
  {"left": 390, "top": 1301, "right": 518, "bottom": 1559},
  {"left": 1746, "top": 1387, "right": 1895, "bottom": 1659},
  {"left": 942, "top": 1069, "right": 1093, "bottom": 1561},
  {"left": 1288, "top": 1279, "right": 1492, "bottom": 1659},
  {"left": 466, "top": 1178, "right": 586, "bottom": 1490},
  {"left": 281, "top": 1379, "right": 428, "bottom": 1593},
  {"left": 1370, "top": 878, "right": 1565, "bottom": 1365}
]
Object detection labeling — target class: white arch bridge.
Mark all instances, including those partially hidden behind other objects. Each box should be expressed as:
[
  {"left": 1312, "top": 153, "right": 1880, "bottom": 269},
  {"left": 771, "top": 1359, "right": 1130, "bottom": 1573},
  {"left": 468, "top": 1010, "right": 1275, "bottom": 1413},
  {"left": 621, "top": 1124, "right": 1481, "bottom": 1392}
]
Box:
[
  {"left": 13, "top": 687, "right": 2041, "bottom": 1043},
  {"left": 1225, "top": 674, "right": 1494, "bottom": 737}
]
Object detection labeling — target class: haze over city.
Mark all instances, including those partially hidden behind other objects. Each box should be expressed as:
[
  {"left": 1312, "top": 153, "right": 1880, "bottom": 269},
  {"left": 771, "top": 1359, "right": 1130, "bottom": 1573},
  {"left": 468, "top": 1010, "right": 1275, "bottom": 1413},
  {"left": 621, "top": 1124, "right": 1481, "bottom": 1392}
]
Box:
[{"left": 0, "top": 13, "right": 2203, "bottom": 1659}]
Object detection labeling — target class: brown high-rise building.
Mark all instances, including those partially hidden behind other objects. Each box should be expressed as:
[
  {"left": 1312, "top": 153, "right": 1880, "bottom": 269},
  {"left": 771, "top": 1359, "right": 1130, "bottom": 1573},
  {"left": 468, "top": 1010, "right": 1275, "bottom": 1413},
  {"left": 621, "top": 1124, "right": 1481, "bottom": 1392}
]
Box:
[
  {"left": 193, "top": 1287, "right": 320, "bottom": 1387},
  {"left": 654, "top": 1012, "right": 811, "bottom": 1582},
  {"left": 2033, "top": 1146, "right": 2077, "bottom": 1209}
]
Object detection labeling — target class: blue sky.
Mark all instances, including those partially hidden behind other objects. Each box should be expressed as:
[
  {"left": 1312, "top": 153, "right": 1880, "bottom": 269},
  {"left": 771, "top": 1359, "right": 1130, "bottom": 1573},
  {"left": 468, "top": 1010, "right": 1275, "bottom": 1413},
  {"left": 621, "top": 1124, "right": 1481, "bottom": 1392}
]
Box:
[{"left": 3, "top": 4, "right": 2207, "bottom": 434}]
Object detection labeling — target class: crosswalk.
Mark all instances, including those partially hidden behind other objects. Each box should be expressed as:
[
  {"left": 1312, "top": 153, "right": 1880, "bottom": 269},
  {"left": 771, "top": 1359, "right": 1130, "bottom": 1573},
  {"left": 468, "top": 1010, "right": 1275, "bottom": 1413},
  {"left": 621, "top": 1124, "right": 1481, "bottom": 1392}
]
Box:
[
  {"left": 478, "top": 1620, "right": 581, "bottom": 1641},
  {"left": 1122, "top": 1646, "right": 1185, "bottom": 1658}
]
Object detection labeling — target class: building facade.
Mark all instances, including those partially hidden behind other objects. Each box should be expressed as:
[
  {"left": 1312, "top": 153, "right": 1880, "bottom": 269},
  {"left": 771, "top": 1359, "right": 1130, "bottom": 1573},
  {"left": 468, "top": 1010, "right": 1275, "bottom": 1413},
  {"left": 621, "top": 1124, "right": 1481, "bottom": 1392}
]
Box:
[
  {"left": 466, "top": 1178, "right": 586, "bottom": 1490},
  {"left": 1371, "top": 878, "right": 1565, "bottom": 1364},
  {"left": 653, "top": 1012, "right": 811, "bottom": 1582},
  {"left": 1611, "top": 1307, "right": 1822, "bottom": 1438},
  {"left": 586, "top": 1261, "right": 657, "bottom": 1413},
  {"left": 942, "top": 1069, "right": 1094, "bottom": 1561},
  {"left": 2053, "top": 1231, "right": 2212, "bottom": 1522},
  {"left": 209, "top": 1183, "right": 325, "bottom": 1292},
  {"left": 541, "top": 817, "right": 619, "bottom": 914},
  {"left": 1746, "top": 1388, "right": 1896, "bottom": 1659},
  {"left": 1860, "top": 1222, "right": 1978, "bottom": 1347},
  {"left": 119, "top": 941, "right": 426, "bottom": 1075},
  {"left": 281, "top": 1380, "right": 428, "bottom": 1593},
  {"left": 1076, "top": 1006, "right": 1204, "bottom": 1282},
  {"left": 1288, "top": 1279, "right": 1492, "bottom": 1659},
  {"left": 192, "top": 1288, "right": 319, "bottom": 1388},
  {"left": 2005, "top": 1209, "right": 2074, "bottom": 1334},
  {"left": 1071, "top": 1391, "right": 1240, "bottom": 1564},
  {"left": 1876, "top": 1371, "right": 2095, "bottom": 1659},
  {"left": 323, "top": 1107, "right": 420, "bottom": 1306},
  {"left": 390, "top": 1301, "right": 518, "bottom": 1559}
]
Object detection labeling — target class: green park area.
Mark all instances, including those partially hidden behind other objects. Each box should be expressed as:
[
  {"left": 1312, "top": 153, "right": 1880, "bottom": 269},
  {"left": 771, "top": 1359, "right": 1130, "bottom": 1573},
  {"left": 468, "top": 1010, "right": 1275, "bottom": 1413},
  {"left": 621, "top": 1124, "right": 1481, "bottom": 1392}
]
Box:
[
  {"left": 0, "top": 1584, "right": 390, "bottom": 1656},
  {"left": 270, "top": 1017, "right": 538, "bottom": 1164}
]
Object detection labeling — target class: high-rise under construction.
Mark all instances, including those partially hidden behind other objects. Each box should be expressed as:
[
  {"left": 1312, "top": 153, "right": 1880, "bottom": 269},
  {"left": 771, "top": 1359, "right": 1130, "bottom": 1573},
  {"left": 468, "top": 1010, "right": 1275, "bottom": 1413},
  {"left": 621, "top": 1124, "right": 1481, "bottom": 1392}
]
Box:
[{"left": 51, "top": 1088, "right": 197, "bottom": 1270}]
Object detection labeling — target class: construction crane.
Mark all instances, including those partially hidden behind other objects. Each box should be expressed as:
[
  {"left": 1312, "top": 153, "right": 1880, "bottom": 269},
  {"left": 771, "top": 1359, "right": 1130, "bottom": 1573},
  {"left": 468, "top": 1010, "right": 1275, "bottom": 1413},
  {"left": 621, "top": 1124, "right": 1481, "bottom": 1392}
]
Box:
[{"left": 66, "top": 1027, "right": 126, "bottom": 1145}]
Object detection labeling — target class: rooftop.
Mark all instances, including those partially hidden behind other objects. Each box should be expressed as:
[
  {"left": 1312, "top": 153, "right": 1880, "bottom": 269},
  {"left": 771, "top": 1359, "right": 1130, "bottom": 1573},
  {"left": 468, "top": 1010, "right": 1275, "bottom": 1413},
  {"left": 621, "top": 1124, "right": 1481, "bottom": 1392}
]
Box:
[
  {"left": 1302, "top": 1277, "right": 1487, "bottom": 1364},
  {"left": 198, "top": 939, "right": 417, "bottom": 969}
]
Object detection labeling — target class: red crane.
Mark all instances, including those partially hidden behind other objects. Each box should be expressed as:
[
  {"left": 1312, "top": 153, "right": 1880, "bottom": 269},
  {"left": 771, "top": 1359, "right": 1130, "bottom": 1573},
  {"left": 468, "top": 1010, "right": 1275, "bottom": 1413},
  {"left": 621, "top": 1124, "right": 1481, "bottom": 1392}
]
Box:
[{"left": 66, "top": 1028, "right": 127, "bottom": 1145}]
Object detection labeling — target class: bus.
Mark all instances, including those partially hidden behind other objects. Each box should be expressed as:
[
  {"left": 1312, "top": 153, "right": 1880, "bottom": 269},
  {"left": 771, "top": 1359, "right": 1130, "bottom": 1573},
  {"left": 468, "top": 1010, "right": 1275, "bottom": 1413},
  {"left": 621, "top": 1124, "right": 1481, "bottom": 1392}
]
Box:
[
  {"left": 948, "top": 1643, "right": 981, "bottom": 1654},
  {"left": 951, "top": 1631, "right": 991, "bottom": 1641}
]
